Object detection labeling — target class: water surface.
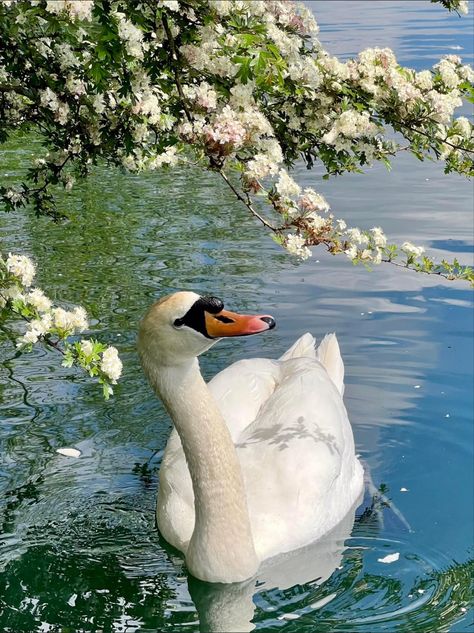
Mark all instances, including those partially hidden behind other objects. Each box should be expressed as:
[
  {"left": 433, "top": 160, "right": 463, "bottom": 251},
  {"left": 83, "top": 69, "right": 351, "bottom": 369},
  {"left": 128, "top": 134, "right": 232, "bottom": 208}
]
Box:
[{"left": 0, "top": 2, "right": 473, "bottom": 632}]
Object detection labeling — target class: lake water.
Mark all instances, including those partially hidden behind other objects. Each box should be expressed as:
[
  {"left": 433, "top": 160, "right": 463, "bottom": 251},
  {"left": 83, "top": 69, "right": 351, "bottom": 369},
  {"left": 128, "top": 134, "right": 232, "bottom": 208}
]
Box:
[{"left": 0, "top": 2, "right": 473, "bottom": 632}]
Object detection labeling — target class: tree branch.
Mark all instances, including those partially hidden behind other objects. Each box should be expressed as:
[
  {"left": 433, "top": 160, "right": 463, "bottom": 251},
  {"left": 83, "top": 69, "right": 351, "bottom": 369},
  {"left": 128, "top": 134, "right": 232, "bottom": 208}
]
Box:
[
  {"left": 161, "top": 13, "right": 193, "bottom": 123},
  {"left": 218, "top": 170, "right": 279, "bottom": 231},
  {"left": 392, "top": 118, "right": 474, "bottom": 154},
  {"left": 0, "top": 292, "right": 65, "bottom": 355},
  {"left": 0, "top": 83, "right": 30, "bottom": 97},
  {"left": 217, "top": 173, "right": 471, "bottom": 283},
  {"left": 380, "top": 257, "right": 460, "bottom": 281}
]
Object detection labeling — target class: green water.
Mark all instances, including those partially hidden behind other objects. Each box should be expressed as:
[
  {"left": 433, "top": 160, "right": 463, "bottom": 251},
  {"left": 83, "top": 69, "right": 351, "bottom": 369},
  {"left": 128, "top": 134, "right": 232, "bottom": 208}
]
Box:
[{"left": 1, "top": 2, "right": 473, "bottom": 632}]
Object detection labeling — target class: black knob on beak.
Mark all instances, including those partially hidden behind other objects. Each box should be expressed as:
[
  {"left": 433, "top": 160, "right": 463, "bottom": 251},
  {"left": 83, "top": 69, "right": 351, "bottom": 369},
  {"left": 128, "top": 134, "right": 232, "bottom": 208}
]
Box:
[{"left": 260, "top": 316, "right": 276, "bottom": 330}]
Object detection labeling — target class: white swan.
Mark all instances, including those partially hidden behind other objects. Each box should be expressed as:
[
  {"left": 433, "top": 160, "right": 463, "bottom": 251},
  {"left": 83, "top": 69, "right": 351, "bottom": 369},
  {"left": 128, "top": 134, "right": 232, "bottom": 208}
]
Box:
[{"left": 138, "top": 291, "right": 364, "bottom": 584}]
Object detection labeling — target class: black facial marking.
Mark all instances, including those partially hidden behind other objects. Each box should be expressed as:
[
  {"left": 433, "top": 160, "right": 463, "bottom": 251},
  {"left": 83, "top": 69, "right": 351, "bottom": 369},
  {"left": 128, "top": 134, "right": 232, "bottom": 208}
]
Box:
[{"left": 175, "top": 296, "right": 224, "bottom": 338}]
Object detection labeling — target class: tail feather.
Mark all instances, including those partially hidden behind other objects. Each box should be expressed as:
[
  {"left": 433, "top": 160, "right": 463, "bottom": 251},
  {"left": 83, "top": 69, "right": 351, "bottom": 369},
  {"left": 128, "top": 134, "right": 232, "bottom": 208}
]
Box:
[
  {"left": 316, "top": 333, "right": 345, "bottom": 395},
  {"left": 279, "top": 332, "right": 317, "bottom": 361}
]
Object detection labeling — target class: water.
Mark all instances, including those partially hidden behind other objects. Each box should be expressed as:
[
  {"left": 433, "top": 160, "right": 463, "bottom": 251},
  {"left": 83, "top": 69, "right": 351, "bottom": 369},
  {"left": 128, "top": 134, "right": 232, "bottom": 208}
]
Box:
[{"left": 0, "top": 2, "right": 473, "bottom": 632}]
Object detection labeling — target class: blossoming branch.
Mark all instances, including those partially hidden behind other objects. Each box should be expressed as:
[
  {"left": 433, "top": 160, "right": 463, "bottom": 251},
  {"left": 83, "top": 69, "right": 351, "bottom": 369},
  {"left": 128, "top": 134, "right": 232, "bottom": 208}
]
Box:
[
  {"left": 0, "top": 252, "right": 123, "bottom": 398},
  {"left": 0, "top": 0, "right": 472, "bottom": 283}
]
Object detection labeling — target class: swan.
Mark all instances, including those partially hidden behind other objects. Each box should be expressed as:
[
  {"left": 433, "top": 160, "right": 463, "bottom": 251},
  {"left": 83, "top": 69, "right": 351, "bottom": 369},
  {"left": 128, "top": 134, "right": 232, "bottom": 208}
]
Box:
[{"left": 138, "top": 291, "right": 364, "bottom": 584}]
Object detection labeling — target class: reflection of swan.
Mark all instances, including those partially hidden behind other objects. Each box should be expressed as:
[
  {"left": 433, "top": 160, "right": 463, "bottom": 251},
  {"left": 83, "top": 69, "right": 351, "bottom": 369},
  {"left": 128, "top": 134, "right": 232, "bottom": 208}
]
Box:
[
  {"left": 188, "top": 504, "right": 358, "bottom": 633},
  {"left": 138, "top": 292, "right": 364, "bottom": 584}
]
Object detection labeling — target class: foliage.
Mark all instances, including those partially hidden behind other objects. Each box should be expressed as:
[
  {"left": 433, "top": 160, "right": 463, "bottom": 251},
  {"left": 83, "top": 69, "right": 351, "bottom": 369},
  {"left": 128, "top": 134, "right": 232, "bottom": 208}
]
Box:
[
  {"left": 0, "top": 0, "right": 473, "bottom": 391},
  {"left": 0, "top": 0, "right": 472, "bottom": 284}
]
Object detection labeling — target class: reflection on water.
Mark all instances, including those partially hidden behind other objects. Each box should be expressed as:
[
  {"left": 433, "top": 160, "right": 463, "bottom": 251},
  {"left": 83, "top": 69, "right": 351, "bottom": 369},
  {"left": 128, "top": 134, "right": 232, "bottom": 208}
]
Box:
[{"left": 1, "top": 2, "right": 473, "bottom": 632}]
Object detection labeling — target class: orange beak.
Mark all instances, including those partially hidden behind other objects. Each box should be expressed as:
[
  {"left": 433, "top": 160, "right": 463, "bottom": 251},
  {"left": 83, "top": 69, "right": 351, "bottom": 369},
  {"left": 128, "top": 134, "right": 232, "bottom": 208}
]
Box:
[{"left": 204, "top": 309, "right": 276, "bottom": 338}]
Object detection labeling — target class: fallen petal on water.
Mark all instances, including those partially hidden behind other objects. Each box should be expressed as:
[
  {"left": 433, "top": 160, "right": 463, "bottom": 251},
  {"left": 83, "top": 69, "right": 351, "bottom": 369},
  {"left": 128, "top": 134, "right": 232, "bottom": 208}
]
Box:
[
  {"left": 56, "top": 447, "right": 81, "bottom": 458},
  {"left": 377, "top": 552, "right": 400, "bottom": 564}
]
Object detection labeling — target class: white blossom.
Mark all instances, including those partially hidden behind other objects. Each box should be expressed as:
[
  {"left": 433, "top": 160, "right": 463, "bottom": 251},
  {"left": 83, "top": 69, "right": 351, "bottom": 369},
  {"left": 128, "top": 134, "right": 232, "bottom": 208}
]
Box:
[
  {"left": 17, "top": 314, "right": 53, "bottom": 347},
  {"left": 372, "top": 247, "right": 383, "bottom": 265},
  {"left": 92, "top": 93, "right": 106, "bottom": 114},
  {"left": 345, "top": 244, "right": 358, "bottom": 260},
  {"left": 4, "top": 188, "right": 22, "bottom": 204},
  {"left": 56, "top": 102, "right": 70, "bottom": 125},
  {"left": 459, "top": 64, "right": 474, "bottom": 82},
  {"left": 52, "top": 306, "right": 88, "bottom": 332},
  {"left": 162, "top": 0, "right": 179, "bottom": 10},
  {"left": 323, "top": 110, "right": 378, "bottom": 145},
  {"left": 245, "top": 153, "right": 279, "bottom": 180},
  {"left": 100, "top": 346, "right": 123, "bottom": 383},
  {"left": 307, "top": 213, "right": 327, "bottom": 231},
  {"left": 150, "top": 146, "right": 180, "bottom": 169},
  {"left": 426, "top": 89, "right": 463, "bottom": 124},
  {"left": 0, "top": 285, "right": 25, "bottom": 307},
  {"left": 416, "top": 70, "right": 433, "bottom": 91},
  {"left": 17, "top": 329, "right": 40, "bottom": 346},
  {"left": 229, "top": 83, "right": 255, "bottom": 109},
  {"left": 6, "top": 253, "right": 36, "bottom": 287},
  {"left": 40, "top": 87, "right": 59, "bottom": 112},
  {"left": 52, "top": 307, "right": 74, "bottom": 331},
  {"left": 346, "top": 228, "right": 369, "bottom": 246},
  {"left": 454, "top": 116, "right": 472, "bottom": 139},
  {"left": 402, "top": 241, "right": 425, "bottom": 258},
  {"left": 27, "top": 288, "right": 52, "bottom": 312},
  {"left": 298, "top": 188, "right": 329, "bottom": 213},
  {"left": 45, "top": 1, "right": 94, "bottom": 21},
  {"left": 370, "top": 226, "right": 387, "bottom": 248},
  {"left": 285, "top": 233, "right": 312, "bottom": 260},
  {"left": 80, "top": 339, "right": 94, "bottom": 356},
  {"left": 184, "top": 82, "right": 217, "bottom": 111},
  {"left": 116, "top": 12, "right": 144, "bottom": 58},
  {"left": 436, "top": 59, "right": 461, "bottom": 89},
  {"left": 71, "top": 306, "right": 88, "bottom": 331},
  {"left": 275, "top": 170, "right": 301, "bottom": 198},
  {"left": 56, "top": 43, "right": 78, "bottom": 70},
  {"left": 267, "top": 23, "right": 302, "bottom": 57}
]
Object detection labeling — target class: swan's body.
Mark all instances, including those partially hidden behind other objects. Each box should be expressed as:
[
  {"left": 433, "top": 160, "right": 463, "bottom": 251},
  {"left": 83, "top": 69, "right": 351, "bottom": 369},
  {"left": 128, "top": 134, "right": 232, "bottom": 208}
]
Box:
[{"left": 138, "top": 292, "right": 364, "bottom": 583}]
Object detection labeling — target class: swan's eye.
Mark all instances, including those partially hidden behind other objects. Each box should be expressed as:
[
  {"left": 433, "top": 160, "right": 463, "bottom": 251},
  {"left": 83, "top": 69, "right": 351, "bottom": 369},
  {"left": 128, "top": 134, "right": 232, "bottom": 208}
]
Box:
[{"left": 173, "top": 318, "right": 184, "bottom": 328}]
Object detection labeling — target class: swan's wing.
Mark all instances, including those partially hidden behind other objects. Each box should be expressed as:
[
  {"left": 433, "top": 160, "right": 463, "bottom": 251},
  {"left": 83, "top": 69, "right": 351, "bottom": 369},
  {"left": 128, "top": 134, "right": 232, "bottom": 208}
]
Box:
[
  {"left": 208, "top": 332, "right": 322, "bottom": 440},
  {"left": 316, "top": 333, "right": 345, "bottom": 396},
  {"left": 279, "top": 332, "right": 317, "bottom": 361},
  {"left": 208, "top": 358, "right": 279, "bottom": 441},
  {"left": 156, "top": 428, "right": 194, "bottom": 551},
  {"left": 279, "top": 331, "right": 345, "bottom": 395},
  {"left": 237, "top": 356, "right": 363, "bottom": 559}
]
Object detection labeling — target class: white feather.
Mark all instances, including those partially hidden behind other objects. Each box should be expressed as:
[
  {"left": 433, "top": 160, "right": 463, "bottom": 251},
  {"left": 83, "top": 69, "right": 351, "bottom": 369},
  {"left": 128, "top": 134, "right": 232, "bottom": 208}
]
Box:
[{"left": 316, "top": 333, "right": 345, "bottom": 395}]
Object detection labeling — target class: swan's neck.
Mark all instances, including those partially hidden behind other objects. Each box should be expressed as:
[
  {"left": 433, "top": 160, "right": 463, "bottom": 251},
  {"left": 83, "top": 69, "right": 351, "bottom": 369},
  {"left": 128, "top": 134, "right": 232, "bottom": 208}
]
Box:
[{"left": 152, "top": 358, "right": 259, "bottom": 583}]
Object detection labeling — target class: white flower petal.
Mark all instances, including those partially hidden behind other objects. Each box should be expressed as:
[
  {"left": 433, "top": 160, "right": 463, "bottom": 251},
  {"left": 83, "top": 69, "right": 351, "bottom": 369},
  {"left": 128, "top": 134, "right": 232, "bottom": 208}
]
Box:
[
  {"left": 377, "top": 552, "right": 400, "bottom": 564},
  {"left": 56, "top": 447, "right": 81, "bottom": 458}
]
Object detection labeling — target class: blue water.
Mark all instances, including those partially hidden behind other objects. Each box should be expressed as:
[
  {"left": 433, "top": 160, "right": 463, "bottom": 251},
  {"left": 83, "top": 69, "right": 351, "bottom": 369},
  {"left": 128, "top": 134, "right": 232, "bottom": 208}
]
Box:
[{"left": 0, "top": 2, "right": 473, "bottom": 632}]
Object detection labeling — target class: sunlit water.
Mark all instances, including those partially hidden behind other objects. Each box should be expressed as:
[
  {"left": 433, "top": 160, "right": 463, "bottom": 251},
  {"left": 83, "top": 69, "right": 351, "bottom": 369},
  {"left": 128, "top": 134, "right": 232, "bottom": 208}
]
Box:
[{"left": 0, "top": 2, "right": 473, "bottom": 632}]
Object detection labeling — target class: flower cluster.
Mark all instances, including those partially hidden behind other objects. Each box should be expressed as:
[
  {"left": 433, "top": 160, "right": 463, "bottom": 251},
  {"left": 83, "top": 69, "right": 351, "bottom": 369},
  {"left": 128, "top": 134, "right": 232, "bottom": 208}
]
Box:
[
  {"left": 0, "top": 0, "right": 472, "bottom": 284},
  {"left": 45, "top": 1, "right": 94, "bottom": 21},
  {"left": 0, "top": 252, "right": 123, "bottom": 398}
]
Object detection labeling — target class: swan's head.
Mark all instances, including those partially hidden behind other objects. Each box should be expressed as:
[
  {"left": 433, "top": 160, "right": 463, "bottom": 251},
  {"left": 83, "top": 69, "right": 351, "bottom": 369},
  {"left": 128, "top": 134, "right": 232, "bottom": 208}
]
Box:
[{"left": 138, "top": 291, "right": 275, "bottom": 367}]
